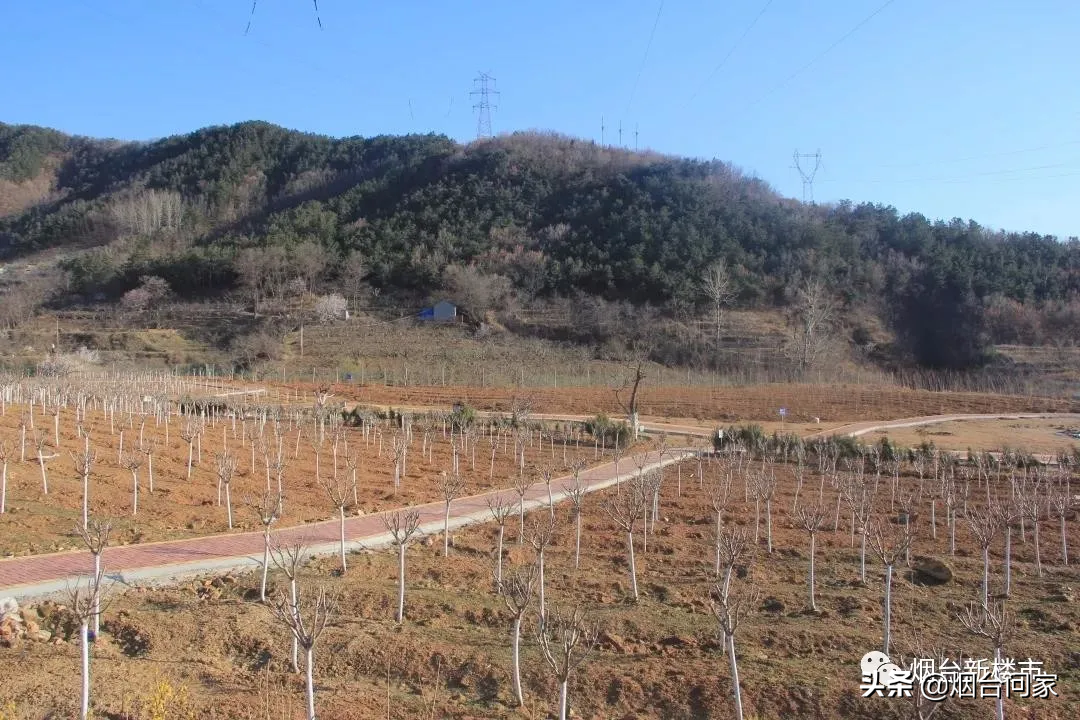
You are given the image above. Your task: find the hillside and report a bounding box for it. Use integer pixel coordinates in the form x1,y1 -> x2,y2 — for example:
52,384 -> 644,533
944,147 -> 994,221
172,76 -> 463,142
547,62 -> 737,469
1,120 -> 1078,376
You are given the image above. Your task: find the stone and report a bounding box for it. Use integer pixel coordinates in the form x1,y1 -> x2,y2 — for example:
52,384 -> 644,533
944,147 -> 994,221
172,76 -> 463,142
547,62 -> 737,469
912,556 -> 953,585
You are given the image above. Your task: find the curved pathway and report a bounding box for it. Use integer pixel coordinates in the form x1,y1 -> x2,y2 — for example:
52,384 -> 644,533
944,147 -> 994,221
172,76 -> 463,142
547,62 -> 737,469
2,408 -> 1076,601
0,447 -> 697,601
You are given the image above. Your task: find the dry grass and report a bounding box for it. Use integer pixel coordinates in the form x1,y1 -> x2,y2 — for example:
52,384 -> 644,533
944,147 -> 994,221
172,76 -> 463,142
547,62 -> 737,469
873,418 -> 1080,455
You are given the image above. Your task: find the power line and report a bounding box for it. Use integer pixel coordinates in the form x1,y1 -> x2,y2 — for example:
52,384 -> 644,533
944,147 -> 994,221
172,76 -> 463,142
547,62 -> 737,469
818,161 -> 1080,187
245,0 -> 322,35
623,1 -> 665,119
871,140 -> 1080,169
683,0 -> 775,109
731,0 -> 899,121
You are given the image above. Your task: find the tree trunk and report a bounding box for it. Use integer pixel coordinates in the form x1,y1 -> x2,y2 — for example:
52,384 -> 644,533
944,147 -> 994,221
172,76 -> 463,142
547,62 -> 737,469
860,529 -> 867,584
765,498 -> 773,554
225,484 -> 233,529
92,554 -> 101,637
715,510 -> 723,576
1004,526 -> 1012,597
38,453 -> 48,494
339,506 -> 347,572
808,533 -> 817,612
538,548 -> 546,620
727,631 -> 744,720
1033,517 -> 1042,578
396,544 -> 406,623
930,498 -> 936,540
260,533 -> 270,602
1,461 -> 7,514
187,443 -> 193,480
981,545 -> 990,608
558,678 -> 569,720
305,646 -> 316,720
131,470 -> 138,516
627,530 -> 639,601
1061,515 -> 1068,566
883,564 -> 893,655
444,505 -> 451,557
574,513 -> 582,570
495,524 -> 504,592
290,578 -> 299,673
511,616 -> 524,706
80,620 -> 90,720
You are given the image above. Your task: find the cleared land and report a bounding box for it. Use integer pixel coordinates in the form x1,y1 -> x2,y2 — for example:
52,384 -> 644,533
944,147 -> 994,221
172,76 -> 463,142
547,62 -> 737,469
302,381 -> 1080,422
872,418 -> 1080,455
1,454 -> 1076,719
0,402 -> 609,556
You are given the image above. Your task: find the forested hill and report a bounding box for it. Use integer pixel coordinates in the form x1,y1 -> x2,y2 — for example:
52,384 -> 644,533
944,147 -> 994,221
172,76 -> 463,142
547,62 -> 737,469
1,119 -> 1078,370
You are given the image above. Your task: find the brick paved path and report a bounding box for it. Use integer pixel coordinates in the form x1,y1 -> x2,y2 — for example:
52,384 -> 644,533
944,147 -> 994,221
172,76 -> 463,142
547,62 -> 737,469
0,448 -> 698,598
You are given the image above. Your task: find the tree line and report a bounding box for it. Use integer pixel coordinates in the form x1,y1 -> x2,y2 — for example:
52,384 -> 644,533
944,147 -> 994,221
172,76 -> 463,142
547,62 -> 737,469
1,120 -> 1078,371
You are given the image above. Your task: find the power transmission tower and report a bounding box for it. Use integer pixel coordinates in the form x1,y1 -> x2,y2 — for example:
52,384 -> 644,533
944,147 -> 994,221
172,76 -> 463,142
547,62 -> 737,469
618,120 -> 623,147
470,72 -> 500,139
601,116 -> 606,146
792,149 -> 822,203
634,124 -> 639,151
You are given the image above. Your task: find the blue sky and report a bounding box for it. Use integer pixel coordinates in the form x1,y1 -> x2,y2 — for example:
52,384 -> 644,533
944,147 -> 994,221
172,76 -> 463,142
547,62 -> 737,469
3,1 -> 1078,238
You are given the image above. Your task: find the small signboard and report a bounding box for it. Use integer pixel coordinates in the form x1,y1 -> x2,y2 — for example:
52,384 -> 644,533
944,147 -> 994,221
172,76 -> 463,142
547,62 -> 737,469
779,407 -> 787,418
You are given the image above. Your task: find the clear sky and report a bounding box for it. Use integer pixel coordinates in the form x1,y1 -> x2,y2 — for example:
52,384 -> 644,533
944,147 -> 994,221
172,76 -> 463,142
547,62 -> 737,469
3,1 -> 1078,239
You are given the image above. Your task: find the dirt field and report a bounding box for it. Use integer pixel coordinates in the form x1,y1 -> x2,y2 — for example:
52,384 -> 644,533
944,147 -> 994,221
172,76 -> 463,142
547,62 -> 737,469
873,418 -> 1080,455
274,382 -> 1080,423
0,403 -> 608,556
1,456 -> 1077,719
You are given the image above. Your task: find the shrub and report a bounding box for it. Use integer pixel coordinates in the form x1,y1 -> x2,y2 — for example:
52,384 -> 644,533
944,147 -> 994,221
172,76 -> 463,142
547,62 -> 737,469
585,413 -> 631,448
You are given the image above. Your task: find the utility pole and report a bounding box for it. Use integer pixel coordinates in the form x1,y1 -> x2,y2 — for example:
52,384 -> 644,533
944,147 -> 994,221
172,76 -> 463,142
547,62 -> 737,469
634,124 -> 639,151
601,116 -> 606,146
471,72 -> 500,140
618,120 -> 623,147
792,149 -> 823,203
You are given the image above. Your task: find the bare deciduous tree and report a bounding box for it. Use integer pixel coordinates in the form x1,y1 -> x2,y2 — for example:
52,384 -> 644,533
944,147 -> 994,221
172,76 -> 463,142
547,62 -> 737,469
120,450 -> 143,516
536,605 -> 599,720
563,467 -> 588,570
268,585 -> 335,720
795,505 -> 827,612
71,436 -> 96,527
320,469 -> 354,573
66,567 -> 105,720
700,258 -> 736,345
269,539 -> 307,673
251,491 -> 281,601
787,276 -> 836,374
0,440 -> 8,514
958,600 -> 1014,720
711,529 -> 756,720
966,506 -> 1001,608
383,509 -> 422,623
604,476 -> 648,601
866,517 -> 912,655
437,471 -> 466,557
495,561 -> 538,708
75,519 -> 111,638
527,514 -> 557,620
216,451 -> 238,529
512,472 -> 535,544
487,495 -> 513,592
180,418 -> 200,480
